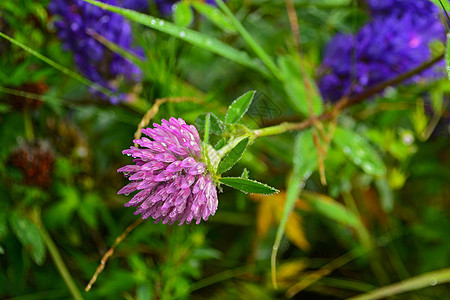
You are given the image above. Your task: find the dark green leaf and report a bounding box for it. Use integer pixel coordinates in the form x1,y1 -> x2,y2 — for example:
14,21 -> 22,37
192,3 -> 235,33
173,2 -> 193,27
334,127 -> 386,176
225,91 -> 256,124
78,193 -> 100,229
195,113 -> 224,136
217,137 -> 249,174
278,55 -> 323,116
302,191 -> 360,228
214,138 -> 226,150
219,177 -> 279,195
0,211 -> 8,241
375,178 -> 394,212
9,212 -> 46,265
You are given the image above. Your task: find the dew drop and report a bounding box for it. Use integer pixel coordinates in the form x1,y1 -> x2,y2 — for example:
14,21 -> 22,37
180,31 -> 186,38
206,39 -> 212,46
159,20 -> 164,26
125,193 -> 130,196
429,278 -> 438,286
151,19 -> 156,25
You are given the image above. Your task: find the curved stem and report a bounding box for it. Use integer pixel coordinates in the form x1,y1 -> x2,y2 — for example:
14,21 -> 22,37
23,109 -> 34,141
348,268 -> 450,300
253,120 -> 313,138
85,218 -> 143,292
30,209 -> 84,300
215,0 -> 283,81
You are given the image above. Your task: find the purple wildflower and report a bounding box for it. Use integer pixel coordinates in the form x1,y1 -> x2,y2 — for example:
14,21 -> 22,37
121,0 -> 149,11
368,0 -> 439,18
118,118 -> 219,225
49,0 -> 144,104
318,0 -> 445,101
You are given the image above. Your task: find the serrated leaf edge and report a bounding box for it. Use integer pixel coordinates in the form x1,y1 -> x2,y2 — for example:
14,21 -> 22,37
219,177 -> 279,195
216,137 -> 249,174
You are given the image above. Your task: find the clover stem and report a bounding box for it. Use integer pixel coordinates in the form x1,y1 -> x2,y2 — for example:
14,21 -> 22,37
253,120 -> 312,138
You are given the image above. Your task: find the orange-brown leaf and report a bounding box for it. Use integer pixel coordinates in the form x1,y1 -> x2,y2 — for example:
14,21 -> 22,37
285,212 -> 310,251
256,198 -> 273,239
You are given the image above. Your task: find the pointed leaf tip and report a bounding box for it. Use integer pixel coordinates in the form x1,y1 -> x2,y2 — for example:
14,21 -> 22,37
219,177 -> 279,195
225,90 -> 256,124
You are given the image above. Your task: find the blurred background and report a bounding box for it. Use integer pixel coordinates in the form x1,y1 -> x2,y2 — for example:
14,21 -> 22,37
0,0 -> 449,299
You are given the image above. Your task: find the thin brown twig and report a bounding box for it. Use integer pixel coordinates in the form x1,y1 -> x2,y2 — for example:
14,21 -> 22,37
85,218 -> 144,292
261,52 -> 445,128
284,0 -> 301,51
284,0 -> 329,185
312,130 -> 327,185
284,52 -> 446,133
336,53 -> 445,111
134,96 -> 203,142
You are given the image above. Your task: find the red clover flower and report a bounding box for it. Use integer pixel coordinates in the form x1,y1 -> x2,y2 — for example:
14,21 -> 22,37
118,118 -> 218,225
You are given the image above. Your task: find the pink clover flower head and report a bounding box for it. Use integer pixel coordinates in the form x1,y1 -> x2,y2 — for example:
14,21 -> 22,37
118,117 -> 218,225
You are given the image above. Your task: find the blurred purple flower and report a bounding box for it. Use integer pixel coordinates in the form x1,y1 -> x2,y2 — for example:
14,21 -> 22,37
118,118 -> 219,225
121,0 -> 149,11
318,0 -> 445,101
368,0 -> 438,18
49,0 -> 144,103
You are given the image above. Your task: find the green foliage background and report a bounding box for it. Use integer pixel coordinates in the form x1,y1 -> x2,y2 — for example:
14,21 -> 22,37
0,0 -> 449,299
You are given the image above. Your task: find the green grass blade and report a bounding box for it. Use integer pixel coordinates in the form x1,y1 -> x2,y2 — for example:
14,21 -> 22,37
80,0 -> 269,77
301,191 -> 371,248
216,137 -> 249,174
348,268 -> 450,300
0,31 -> 113,97
215,0 -> 282,81
85,28 -> 144,67
271,130 -> 316,289
192,3 -> 236,33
